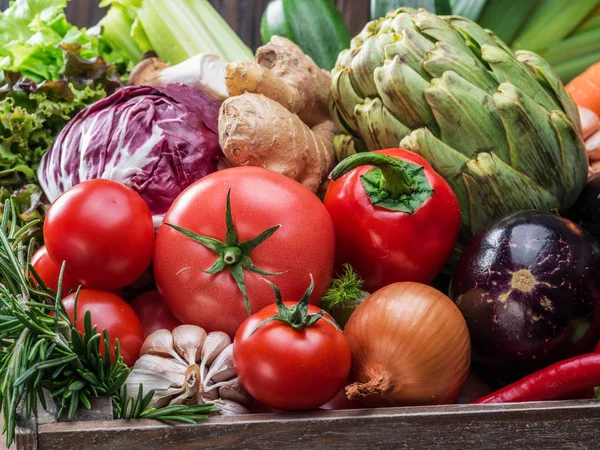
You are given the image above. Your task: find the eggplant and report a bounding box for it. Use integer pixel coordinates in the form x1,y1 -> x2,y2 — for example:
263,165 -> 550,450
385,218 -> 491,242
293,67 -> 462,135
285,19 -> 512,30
450,211 -> 600,376
566,173 -> 600,239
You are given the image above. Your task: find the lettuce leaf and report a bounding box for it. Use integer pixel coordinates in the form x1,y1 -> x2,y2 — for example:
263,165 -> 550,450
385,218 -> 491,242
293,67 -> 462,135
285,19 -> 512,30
0,0 -> 126,233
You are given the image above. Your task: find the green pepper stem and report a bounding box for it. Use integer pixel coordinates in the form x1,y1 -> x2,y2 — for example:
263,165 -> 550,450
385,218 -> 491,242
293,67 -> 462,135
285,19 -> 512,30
330,153 -> 415,196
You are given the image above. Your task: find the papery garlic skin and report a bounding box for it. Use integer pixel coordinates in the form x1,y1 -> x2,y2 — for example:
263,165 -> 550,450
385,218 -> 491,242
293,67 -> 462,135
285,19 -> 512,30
125,325 -> 251,414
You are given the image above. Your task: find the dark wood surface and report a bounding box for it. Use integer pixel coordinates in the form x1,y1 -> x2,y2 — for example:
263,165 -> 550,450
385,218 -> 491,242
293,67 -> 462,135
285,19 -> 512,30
14,399 -> 600,450
0,0 -> 371,50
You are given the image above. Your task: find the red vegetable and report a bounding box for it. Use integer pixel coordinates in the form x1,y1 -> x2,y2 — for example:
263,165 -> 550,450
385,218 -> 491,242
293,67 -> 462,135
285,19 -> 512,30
130,290 -> 181,338
324,149 -> 461,292
30,246 -> 79,296
44,179 -> 155,290
154,166 -> 335,337
233,278 -> 351,411
595,339 -> 600,352
62,289 -> 145,367
475,353 -> 600,404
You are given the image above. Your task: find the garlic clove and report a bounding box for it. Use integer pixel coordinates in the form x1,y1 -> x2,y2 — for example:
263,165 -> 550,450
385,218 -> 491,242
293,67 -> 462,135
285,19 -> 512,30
212,398 -> 250,415
201,331 -> 231,367
140,329 -> 184,363
205,344 -> 236,383
172,325 -> 207,365
218,377 -> 252,407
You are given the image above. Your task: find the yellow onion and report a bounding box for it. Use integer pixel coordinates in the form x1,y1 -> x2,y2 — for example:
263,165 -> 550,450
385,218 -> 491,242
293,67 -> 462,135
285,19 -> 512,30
344,282 -> 471,406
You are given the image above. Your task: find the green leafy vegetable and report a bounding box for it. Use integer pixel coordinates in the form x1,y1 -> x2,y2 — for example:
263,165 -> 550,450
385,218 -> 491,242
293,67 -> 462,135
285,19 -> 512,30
100,0 -> 253,64
0,0 -> 126,234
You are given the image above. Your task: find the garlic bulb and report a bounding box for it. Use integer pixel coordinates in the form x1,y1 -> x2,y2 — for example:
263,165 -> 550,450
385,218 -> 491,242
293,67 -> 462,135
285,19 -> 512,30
125,325 -> 251,414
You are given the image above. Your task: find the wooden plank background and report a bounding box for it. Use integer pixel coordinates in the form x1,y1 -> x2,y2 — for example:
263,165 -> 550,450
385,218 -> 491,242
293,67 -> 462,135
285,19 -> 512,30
0,0 -> 371,50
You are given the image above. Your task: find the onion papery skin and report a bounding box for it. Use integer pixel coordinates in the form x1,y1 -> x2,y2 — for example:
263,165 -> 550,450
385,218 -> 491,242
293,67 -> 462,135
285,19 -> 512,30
344,282 -> 471,407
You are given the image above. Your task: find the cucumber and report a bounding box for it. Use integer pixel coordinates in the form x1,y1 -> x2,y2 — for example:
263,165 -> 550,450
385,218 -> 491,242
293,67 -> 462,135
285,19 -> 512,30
261,0 -> 351,71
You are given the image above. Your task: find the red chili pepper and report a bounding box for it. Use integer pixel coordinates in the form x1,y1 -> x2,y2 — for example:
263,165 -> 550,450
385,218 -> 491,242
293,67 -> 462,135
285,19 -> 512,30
323,149 -> 461,292
475,353 -> 600,404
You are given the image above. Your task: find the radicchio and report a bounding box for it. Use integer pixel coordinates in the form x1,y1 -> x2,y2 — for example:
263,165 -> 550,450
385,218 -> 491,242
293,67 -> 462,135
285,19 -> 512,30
38,84 -> 222,225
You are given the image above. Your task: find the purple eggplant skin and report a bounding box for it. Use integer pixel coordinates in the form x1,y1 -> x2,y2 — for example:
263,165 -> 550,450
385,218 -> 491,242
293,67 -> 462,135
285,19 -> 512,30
449,211 -> 600,376
566,173 -> 600,239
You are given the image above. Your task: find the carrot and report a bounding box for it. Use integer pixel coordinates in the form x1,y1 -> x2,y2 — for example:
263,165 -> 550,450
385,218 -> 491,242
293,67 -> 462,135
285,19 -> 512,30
566,61 -> 600,117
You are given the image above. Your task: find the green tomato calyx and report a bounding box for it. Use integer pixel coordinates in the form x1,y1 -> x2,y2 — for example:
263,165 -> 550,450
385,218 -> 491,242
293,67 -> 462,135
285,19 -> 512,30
330,152 -> 434,214
164,189 -> 285,316
250,275 -> 341,335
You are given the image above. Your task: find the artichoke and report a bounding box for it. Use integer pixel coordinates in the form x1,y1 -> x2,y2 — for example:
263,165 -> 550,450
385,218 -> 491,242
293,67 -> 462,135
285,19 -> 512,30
330,7 -> 588,242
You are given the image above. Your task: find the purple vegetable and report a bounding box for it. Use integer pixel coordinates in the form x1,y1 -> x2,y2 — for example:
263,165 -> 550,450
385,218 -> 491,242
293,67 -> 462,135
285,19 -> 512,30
450,211 -> 600,376
38,84 -> 221,225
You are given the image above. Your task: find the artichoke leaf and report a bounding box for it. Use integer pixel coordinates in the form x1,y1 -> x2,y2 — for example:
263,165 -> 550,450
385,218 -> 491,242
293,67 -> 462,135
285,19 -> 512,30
350,37 -> 386,97
482,45 -> 559,113
390,10 -> 420,34
355,98 -> 411,150
330,68 -> 363,134
334,134 -> 360,162
413,9 -> 473,56
400,128 -> 470,228
463,152 -> 560,236
374,56 -> 438,133
384,28 -> 434,79
424,71 -> 510,163
448,15 -> 501,51
516,51 -> 582,133
550,110 -> 588,209
493,82 -> 565,202
423,41 -> 498,92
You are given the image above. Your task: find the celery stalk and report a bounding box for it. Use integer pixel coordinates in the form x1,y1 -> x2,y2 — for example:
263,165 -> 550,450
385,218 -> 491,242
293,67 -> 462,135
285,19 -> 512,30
512,0 -> 600,52
99,0 -> 253,66
138,0 -> 253,63
99,7 -> 144,63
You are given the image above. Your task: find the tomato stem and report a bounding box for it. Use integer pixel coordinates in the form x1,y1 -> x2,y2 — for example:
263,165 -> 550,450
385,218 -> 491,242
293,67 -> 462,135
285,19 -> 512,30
164,189 -> 286,316
250,276 -> 341,335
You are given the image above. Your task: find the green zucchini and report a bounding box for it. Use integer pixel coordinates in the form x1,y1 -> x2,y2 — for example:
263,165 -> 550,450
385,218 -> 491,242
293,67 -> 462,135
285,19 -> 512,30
370,0 -> 452,20
261,0 -> 351,71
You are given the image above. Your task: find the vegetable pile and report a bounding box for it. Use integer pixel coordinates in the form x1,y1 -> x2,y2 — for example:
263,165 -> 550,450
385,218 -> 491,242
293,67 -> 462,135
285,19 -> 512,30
2,0 -> 600,447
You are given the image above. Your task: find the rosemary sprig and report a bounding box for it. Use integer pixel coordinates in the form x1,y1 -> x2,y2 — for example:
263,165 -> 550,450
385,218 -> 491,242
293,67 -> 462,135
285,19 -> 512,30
0,200 -> 215,446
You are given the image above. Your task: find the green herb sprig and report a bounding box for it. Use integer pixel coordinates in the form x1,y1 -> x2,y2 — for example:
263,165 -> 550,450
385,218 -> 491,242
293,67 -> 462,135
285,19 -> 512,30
0,200 -> 215,447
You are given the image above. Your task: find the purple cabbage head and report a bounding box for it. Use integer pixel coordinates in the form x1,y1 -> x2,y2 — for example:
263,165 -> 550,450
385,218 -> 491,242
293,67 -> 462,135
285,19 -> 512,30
38,84 -> 222,225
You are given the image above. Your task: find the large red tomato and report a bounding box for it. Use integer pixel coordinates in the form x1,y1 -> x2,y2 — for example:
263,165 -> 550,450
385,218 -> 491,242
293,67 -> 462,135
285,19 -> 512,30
130,290 -> 181,338
31,246 -> 79,295
154,167 -> 335,337
44,179 -> 155,290
62,289 -> 144,366
233,293 -> 351,411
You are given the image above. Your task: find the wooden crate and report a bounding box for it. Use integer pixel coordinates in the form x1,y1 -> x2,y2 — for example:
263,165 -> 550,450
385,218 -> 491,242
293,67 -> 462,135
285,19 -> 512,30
14,397 -> 600,449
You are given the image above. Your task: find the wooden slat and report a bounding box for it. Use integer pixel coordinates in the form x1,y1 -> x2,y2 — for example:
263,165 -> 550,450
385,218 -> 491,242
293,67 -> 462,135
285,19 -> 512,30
33,400 -> 600,450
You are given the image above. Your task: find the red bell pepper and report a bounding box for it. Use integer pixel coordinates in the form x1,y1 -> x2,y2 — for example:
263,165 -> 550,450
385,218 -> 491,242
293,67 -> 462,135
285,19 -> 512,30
324,149 -> 461,292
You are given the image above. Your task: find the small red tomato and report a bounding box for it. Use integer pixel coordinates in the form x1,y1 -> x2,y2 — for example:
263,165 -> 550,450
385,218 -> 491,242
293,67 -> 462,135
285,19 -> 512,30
62,289 -> 144,366
324,149 -> 461,292
130,290 -> 181,337
44,179 -> 155,290
233,279 -> 351,411
31,246 -> 79,295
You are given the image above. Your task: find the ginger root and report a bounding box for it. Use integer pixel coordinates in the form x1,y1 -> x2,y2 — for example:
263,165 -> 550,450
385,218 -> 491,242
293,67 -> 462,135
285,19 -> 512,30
219,36 -> 337,192
224,36 -> 331,127
219,93 -> 336,193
